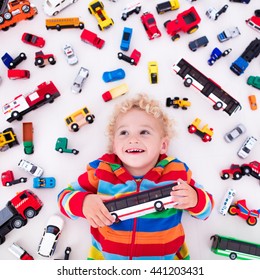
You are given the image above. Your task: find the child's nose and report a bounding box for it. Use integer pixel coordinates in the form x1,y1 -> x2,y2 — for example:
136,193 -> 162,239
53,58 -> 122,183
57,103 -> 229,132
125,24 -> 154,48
129,137 -> 139,144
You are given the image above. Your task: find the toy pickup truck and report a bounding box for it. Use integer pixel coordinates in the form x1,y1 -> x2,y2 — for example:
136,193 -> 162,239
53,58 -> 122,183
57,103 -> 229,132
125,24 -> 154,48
156,0 -> 179,14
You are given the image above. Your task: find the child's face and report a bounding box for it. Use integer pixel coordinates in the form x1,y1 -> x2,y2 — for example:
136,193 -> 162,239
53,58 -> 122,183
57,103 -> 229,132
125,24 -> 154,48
113,108 -> 168,176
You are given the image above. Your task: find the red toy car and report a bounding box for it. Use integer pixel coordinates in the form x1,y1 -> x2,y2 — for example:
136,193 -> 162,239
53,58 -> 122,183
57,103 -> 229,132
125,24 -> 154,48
34,51 -> 56,68
164,6 -> 201,41
220,164 -> 243,180
80,28 -> 105,49
1,170 -> 27,186
21,33 -> 45,48
7,69 -> 30,80
141,12 -> 161,40
228,199 -> 260,226
118,49 -> 141,65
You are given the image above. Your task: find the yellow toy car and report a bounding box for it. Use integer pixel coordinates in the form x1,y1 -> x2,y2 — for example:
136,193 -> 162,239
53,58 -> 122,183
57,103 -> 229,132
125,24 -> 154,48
166,97 -> 191,109
148,61 -> 158,84
88,0 -> 114,31
188,118 -> 214,142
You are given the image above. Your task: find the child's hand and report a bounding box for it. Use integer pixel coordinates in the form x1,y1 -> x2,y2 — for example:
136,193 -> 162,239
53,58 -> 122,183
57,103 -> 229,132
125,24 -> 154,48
82,194 -> 115,228
170,179 -> 198,209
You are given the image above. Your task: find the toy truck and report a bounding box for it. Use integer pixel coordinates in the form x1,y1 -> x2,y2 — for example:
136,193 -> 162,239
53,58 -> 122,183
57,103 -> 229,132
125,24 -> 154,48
156,0 -> 179,14
0,189 -> 43,245
0,0 -> 38,31
0,127 -> 19,152
230,38 -> 260,76
164,6 -> 201,41
23,122 -> 34,154
1,170 -> 27,186
55,137 -> 79,154
2,81 -> 60,122
80,28 -> 105,49
188,118 -> 214,142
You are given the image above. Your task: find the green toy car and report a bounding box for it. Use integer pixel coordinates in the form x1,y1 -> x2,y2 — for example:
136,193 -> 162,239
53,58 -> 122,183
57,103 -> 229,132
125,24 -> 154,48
247,76 -> 260,90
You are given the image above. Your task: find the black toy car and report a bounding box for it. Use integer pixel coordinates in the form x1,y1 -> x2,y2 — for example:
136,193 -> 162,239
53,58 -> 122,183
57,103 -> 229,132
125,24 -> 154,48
188,36 -> 209,51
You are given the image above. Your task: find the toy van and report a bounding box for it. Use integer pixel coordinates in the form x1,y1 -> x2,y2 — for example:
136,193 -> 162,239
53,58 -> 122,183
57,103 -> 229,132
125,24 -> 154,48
45,17 -> 84,31
43,0 -> 77,16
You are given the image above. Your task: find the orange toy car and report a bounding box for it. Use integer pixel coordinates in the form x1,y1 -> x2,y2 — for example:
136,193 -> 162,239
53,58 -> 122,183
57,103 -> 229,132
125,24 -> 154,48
248,95 -> 257,110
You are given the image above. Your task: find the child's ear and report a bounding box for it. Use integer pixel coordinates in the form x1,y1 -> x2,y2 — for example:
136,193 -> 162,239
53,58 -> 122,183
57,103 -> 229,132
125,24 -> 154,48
160,137 -> 169,154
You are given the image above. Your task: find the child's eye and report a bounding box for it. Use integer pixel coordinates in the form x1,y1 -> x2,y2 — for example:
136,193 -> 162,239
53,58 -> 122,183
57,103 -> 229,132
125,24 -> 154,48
140,130 -> 150,135
119,130 -> 128,136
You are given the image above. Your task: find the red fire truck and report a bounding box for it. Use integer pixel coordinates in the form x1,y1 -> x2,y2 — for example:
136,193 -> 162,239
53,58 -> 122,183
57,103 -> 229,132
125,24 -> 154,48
0,189 -> 43,245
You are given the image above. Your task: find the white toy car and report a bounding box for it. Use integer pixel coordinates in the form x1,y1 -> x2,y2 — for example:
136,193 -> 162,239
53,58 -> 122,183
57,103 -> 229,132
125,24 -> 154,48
121,1 -> 141,21
237,136 -> 257,159
71,67 -> 89,94
18,159 -> 44,177
43,0 -> 77,16
63,44 -> 78,65
217,26 -> 240,42
224,124 -> 246,143
38,215 -> 64,257
219,188 -> 236,215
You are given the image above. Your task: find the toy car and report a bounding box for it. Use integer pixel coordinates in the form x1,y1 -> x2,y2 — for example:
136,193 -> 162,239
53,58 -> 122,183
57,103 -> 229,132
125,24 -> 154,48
21,33 -> 45,48
118,49 -> 141,65
188,118 -> 213,142
45,17 -> 84,31
188,36 -> 209,51
102,83 -> 128,102
220,164 -> 243,180
0,127 -> 19,152
207,47 -> 232,65
55,137 -> 79,155
33,177 -> 56,188
248,95 -> 257,110
219,188 -> 236,216
63,44 -> 78,65
247,76 -> 260,90
148,61 -> 158,84
102,68 -> 125,83
80,28 -> 105,49
88,0 -> 114,31
246,15 -> 260,33
18,159 -> 44,177
217,26 -> 240,42
206,4 -> 228,20
1,170 -> 27,187
38,215 -> 64,257
166,97 -> 191,109
65,106 -> 95,132
7,69 -> 30,80
228,199 -> 260,226
71,67 -> 89,94
156,0 -> 180,14
141,12 -> 161,40
237,136 -> 257,159
120,27 -> 132,51
121,1 -> 141,21
43,0 -> 77,16
164,6 -> 201,41
229,0 -> 250,3
224,124 -> 246,143
34,51 -> 56,68
1,52 -> 27,69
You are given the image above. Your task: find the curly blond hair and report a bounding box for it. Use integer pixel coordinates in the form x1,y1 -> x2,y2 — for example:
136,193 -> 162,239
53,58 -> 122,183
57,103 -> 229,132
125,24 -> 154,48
107,94 -> 174,153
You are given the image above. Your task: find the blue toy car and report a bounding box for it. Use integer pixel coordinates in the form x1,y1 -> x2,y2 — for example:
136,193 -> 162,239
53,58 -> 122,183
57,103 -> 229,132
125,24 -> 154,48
1,52 -> 27,69
188,36 -> 209,51
120,27 -> 133,51
102,68 -> 125,82
33,177 -> 56,188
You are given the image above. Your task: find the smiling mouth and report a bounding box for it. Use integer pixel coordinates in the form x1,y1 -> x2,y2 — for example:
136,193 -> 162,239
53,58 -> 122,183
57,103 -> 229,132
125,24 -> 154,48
125,148 -> 145,153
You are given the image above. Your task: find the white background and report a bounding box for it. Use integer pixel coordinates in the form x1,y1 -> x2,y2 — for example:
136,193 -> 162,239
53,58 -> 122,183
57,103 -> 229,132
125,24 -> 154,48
0,0 -> 260,260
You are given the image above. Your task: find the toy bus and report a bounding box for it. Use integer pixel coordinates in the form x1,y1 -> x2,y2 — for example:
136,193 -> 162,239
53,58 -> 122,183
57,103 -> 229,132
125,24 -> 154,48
172,58 -> 242,116
210,234 -> 260,260
104,182 -> 178,223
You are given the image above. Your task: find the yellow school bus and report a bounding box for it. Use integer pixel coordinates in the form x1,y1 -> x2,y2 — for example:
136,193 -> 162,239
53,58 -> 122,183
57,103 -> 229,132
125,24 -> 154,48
45,17 -> 84,31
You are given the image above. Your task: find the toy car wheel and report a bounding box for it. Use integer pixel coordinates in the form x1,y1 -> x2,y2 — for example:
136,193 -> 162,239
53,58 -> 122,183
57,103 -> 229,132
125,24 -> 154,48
11,111 -> 22,120
255,9 -> 260,17
20,177 -> 27,183
35,58 -> 44,66
241,166 -> 251,175
173,104 -> 179,109
130,58 -> 135,65
118,52 -> 123,59
171,34 -> 180,41
164,20 -> 170,28
25,207 -> 37,219
166,98 -> 173,107
213,101 -> 223,110
188,125 -> 196,133
12,217 -> 25,228
202,135 -> 211,142
71,124 -> 79,132
247,217 -> 257,226
79,23 -> 84,29
58,148 -> 63,153
72,149 -> 79,155
0,16 -> 4,24
174,97 -> 179,100
233,172 -> 242,180
121,14 -> 127,21
154,201 -> 164,212
86,115 -> 94,123
5,182 -> 12,187
53,11 -> 59,16
184,77 -> 192,87
4,12 -> 12,20
228,205 -> 237,216
45,93 -> 53,102
182,107 -> 188,110
22,5 -> 30,13
187,25 -> 199,34
229,253 -> 237,260
56,25 -> 61,31
88,8 -> 92,14
111,213 -> 120,224
135,7 -> 141,14
98,24 -> 102,31
221,173 -> 230,180
183,98 -> 188,101
48,57 -> 56,65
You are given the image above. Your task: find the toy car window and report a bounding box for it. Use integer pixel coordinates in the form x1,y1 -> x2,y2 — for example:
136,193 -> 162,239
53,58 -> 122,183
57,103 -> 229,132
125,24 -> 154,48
240,244 -> 250,254
46,225 -> 60,235
123,32 -> 130,40
147,18 -> 155,24
19,192 -> 28,200
242,147 -> 250,153
115,199 -> 127,210
30,165 -> 37,173
137,193 -> 149,204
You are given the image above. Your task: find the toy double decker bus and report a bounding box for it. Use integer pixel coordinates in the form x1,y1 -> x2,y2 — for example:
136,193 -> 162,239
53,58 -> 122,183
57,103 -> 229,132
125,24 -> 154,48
210,234 -> 260,260
104,182 -> 178,223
